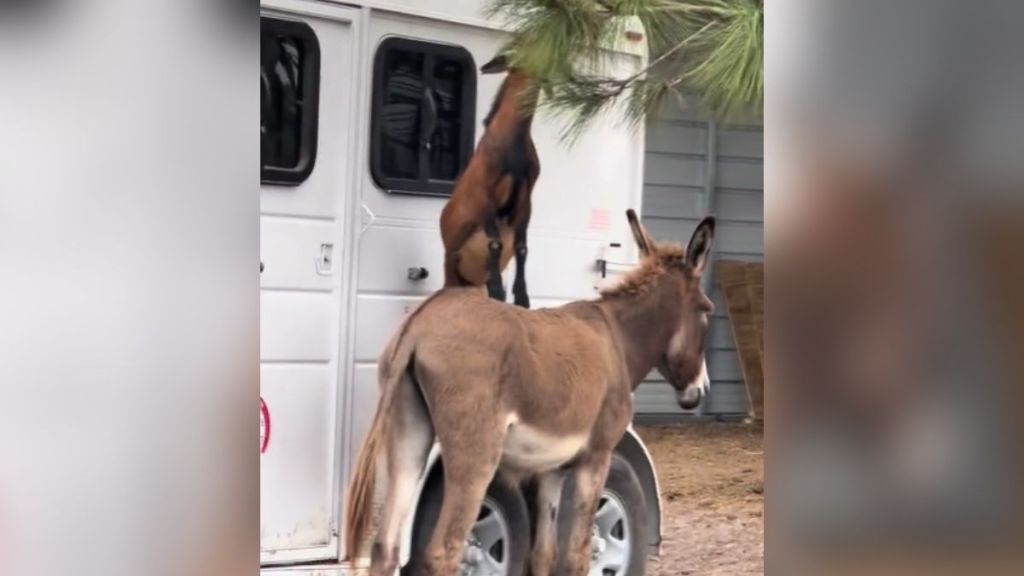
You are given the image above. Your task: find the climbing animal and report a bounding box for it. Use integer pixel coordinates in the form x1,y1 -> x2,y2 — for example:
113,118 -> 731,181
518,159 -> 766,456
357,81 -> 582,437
439,54 -> 541,308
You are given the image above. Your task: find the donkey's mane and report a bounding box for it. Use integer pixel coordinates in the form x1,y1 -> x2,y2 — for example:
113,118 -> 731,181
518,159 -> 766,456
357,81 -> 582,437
599,243 -> 688,299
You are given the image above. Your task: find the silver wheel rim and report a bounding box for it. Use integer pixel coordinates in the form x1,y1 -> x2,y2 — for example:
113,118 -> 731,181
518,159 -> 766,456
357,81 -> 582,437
460,496 -> 510,576
590,490 -> 631,576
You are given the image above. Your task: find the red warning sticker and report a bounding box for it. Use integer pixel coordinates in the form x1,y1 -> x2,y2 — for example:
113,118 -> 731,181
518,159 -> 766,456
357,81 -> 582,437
260,397 -> 271,454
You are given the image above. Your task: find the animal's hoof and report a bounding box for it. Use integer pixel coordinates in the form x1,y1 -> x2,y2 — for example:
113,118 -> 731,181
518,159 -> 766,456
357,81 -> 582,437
514,296 -> 530,309
488,285 -> 507,302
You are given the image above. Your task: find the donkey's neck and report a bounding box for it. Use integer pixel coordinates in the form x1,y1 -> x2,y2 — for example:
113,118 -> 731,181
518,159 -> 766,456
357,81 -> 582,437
601,277 -> 683,389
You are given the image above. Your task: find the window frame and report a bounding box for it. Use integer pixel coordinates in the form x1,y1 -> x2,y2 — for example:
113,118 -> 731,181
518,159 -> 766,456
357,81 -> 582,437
261,16 -> 321,186
370,37 -> 477,197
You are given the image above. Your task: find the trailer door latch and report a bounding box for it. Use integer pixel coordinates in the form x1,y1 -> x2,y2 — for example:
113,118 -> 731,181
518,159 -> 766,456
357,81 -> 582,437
315,243 -> 334,276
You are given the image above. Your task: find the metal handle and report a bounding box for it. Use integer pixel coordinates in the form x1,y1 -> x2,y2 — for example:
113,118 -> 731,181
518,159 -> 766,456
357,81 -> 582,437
407,267 -> 429,281
597,243 -> 622,278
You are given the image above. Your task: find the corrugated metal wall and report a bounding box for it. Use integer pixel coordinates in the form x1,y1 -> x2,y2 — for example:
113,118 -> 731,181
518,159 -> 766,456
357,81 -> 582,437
634,100 -> 764,418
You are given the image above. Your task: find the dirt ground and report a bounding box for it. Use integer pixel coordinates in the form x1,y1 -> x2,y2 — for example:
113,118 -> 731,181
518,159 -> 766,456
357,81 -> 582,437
636,423 -> 764,576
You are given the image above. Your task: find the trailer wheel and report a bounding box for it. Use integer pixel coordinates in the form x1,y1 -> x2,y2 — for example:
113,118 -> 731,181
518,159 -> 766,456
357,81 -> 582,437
559,454 -> 649,576
404,469 -> 530,576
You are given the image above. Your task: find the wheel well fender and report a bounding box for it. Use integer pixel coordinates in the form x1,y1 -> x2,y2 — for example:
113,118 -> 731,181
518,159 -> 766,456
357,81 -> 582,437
614,426 -> 663,555
398,443 -> 443,568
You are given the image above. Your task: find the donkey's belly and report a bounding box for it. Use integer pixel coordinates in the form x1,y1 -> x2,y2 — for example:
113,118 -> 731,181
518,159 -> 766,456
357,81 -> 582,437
501,420 -> 588,472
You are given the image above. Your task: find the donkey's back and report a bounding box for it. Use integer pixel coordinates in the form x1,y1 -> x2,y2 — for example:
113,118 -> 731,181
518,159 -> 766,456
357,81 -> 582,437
403,288 -> 625,434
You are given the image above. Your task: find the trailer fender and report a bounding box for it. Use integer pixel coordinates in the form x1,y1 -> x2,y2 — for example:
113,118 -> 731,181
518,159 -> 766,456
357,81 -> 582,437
399,443 -> 443,568
615,425 -> 664,555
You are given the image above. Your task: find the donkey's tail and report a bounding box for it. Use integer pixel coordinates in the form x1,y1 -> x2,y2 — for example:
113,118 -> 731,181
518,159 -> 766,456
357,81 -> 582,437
342,331 -> 416,562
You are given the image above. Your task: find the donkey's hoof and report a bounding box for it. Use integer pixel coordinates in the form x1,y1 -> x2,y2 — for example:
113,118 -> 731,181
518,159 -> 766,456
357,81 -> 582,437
514,295 -> 530,309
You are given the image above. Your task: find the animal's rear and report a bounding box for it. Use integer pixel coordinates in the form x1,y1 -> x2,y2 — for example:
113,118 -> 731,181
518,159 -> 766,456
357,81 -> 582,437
342,326 -> 416,561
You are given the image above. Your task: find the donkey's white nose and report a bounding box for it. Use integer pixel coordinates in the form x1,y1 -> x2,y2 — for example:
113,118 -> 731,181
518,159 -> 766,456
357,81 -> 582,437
677,359 -> 710,410
677,385 -> 704,410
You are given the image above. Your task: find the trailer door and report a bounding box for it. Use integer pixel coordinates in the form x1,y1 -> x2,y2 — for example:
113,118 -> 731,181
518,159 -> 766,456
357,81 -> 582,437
260,2 -> 359,565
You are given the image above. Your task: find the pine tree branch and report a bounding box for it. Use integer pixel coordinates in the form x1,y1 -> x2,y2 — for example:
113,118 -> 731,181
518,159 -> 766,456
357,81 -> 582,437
621,18 -> 716,86
486,0 -> 762,137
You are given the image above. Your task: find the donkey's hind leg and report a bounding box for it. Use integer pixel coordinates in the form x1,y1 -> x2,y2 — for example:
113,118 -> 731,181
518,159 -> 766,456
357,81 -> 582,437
420,451 -> 503,576
530,470 -> 566,576
562,451 -> 613,576
370,372 -> 434,576
419,418 -> 505,575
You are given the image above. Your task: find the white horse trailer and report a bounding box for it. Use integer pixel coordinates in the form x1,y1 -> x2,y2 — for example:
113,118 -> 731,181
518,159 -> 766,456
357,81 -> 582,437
260,1 -> 662,574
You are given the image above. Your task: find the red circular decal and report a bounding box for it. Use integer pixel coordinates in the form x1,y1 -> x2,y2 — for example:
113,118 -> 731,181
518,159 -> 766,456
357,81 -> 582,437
260,397 -> 271,454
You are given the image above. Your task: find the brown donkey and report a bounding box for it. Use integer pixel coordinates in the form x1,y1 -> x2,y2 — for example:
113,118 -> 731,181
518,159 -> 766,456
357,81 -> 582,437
345,210 -> 715,576
440,54 -> 540,308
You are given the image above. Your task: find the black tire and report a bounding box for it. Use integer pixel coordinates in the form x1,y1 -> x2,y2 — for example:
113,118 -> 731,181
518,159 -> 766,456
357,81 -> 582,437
558,454 -> 649,576
403,466 -> 531,576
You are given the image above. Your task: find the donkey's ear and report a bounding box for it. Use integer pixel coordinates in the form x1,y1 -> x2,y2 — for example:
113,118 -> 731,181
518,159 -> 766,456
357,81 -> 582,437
686,216 -> 715,273
626,209 -> 656,257
480,54 -> 510,75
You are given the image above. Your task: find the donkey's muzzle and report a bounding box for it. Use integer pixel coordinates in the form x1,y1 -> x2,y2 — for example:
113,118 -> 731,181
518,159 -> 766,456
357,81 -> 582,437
676,363 -> 710,410
676,386 -> 705,410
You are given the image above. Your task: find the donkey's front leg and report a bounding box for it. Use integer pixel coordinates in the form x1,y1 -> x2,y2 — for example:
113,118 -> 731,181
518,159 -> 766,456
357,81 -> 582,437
530,470 -> 566,575
482,213 -> 506,302
563,452 -> 612,576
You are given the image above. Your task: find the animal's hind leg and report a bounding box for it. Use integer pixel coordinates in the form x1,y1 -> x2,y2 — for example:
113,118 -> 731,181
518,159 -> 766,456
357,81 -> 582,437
418,406 -> 505,574
419,448 -> 502,575
530,470 -> 565,576
512,225 -> 529,308
562,452 -> 612,576
482,213 -> 507,302
369,372 -> 434,576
